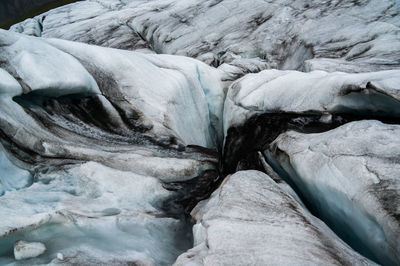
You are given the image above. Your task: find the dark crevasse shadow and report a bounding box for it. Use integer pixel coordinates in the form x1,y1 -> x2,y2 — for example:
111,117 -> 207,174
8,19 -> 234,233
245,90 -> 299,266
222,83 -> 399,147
223,111 -> 400,175
222,110 -> 400,266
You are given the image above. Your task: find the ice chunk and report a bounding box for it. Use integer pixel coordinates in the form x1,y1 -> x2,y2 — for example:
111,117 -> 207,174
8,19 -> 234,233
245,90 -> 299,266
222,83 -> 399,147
56,252 -> 64,261
14,240 -> 46,260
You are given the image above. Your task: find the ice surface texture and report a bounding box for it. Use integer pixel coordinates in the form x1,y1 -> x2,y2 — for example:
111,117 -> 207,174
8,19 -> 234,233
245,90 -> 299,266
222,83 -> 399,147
0,29 -> 222,265
224,69 -> 400,135
1,0 -> 400,265
175,171 -> 375,266
270,121 -> 400,265
10,0 -> 400,75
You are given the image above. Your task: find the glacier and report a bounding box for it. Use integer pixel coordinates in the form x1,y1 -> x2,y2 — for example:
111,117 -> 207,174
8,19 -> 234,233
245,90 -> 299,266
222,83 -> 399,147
0,0 -> 400,265
269,121 -> 400,265
0,29 -> 222,265
175,170 -> 375,266
0,162 -> 193,265
222,69 -> 400,174
10,0 -> 400,75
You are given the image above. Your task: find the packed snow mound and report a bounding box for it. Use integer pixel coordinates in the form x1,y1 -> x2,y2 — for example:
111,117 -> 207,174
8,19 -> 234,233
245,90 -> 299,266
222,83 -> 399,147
269,120 -> 400,265
174,170 -> 376,266
224,69 -> 400,135
10,0 -> 400,75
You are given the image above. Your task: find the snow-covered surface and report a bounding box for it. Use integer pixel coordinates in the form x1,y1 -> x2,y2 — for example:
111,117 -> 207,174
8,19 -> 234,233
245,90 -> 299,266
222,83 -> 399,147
224,69 -> 400,136
10,0 -> 400,75
14,240 -> 46,260
175,170 -> 375,266
270,120 -> 400,265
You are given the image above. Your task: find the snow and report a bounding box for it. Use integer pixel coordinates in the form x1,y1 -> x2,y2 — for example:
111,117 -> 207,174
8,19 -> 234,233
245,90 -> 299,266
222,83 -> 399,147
270,120 -> 400,265
175,170 -> 375,266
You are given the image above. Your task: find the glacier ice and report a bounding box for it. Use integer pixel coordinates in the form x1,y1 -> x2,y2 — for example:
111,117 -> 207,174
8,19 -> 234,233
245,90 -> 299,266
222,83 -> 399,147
0,143 -> 32,196
14,240 -> 46,260
219,65 -> 400,265
10,0 -> 400,75
175,170 -> 376,266
45,35 -> 224,148
0,162 -> 193,265
0,30 -> 100,96
269,121 -> 400,265
222,69 -> 400,174
0,29 -> 225,159
224,69 -> 400,135
0,68 -> 23,97
0,29 -> 223,265
1,0 -> 400,265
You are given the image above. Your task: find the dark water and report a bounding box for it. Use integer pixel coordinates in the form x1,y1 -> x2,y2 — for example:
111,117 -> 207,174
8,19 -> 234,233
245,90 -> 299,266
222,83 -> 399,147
0,0 -> 82,29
